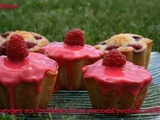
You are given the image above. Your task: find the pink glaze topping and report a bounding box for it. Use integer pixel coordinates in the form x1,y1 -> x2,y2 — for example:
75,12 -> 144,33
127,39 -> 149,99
0,52 -> 58,108
82,60 -> 152,97
40,42 -> 104,91
40,42 -> 104,61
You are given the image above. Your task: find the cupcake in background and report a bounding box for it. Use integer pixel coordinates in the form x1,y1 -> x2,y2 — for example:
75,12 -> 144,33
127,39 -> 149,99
95,33 -> 152,68
82,49 -> 152,115
0,34 -> 58,112
40,28 -> 104,92
0,30 -> 50,55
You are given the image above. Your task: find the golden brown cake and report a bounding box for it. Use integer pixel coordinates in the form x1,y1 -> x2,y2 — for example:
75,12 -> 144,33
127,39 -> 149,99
82,50 -> 152,115
40,28 -> 104,92
0,71 -> 57,111
95,33 -> 153,68
0,34 -> 58,113
0,30 -> 49,55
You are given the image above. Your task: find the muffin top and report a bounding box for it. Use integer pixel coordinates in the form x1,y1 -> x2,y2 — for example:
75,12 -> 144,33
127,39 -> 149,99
95,33 -> 152,53
0,30 -> 49,55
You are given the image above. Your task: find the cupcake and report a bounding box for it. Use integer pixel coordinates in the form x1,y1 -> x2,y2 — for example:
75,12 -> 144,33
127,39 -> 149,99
40,28 -> 104,91
0,34 -> 58,113
82,50 -> 152,114
95,33 -> 152,68
0,30 -> 49,55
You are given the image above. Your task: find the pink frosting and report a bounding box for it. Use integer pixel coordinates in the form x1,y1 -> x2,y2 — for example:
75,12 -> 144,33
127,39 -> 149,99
40,42 -> 104,60
0,52 -> 58,108
82,60 -> 152,107
40,42 -> 104,91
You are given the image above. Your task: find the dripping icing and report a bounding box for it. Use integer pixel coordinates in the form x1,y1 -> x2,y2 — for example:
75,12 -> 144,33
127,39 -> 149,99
0,52 -> 58,108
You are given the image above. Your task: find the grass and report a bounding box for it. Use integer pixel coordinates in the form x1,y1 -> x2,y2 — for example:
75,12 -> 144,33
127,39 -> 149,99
0,0 -> 160,51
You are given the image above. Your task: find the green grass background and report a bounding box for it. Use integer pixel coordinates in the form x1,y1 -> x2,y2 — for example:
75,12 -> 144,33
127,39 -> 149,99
0,0 -> 160,51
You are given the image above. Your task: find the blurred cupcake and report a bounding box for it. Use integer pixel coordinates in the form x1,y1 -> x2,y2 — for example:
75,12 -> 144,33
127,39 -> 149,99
95,33 -> 152,68
40,28 -> 104,91
0,30 -> 49,55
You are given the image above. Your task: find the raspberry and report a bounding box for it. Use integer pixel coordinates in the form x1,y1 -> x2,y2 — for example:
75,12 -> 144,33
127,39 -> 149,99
132,36 -> 142,41
26,42 -> 37,49
127,44 -> 142,50
0,41 -> 8,55
1,32 -> 10,38
102,49 -> 126,67
64,28 -> 84,46
105,45 -> 119,51
100,42 -> 107,45
34,35 -> 42,40
6,34 -> 29,61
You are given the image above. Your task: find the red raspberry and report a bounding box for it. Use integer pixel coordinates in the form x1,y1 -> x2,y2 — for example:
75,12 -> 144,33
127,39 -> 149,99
6,34 -> 29,61
102,49 -> 126,67
64,28 -> 85,46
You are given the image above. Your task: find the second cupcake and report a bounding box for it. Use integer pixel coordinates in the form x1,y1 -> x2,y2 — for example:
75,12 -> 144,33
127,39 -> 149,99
40,28 -> 104,91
